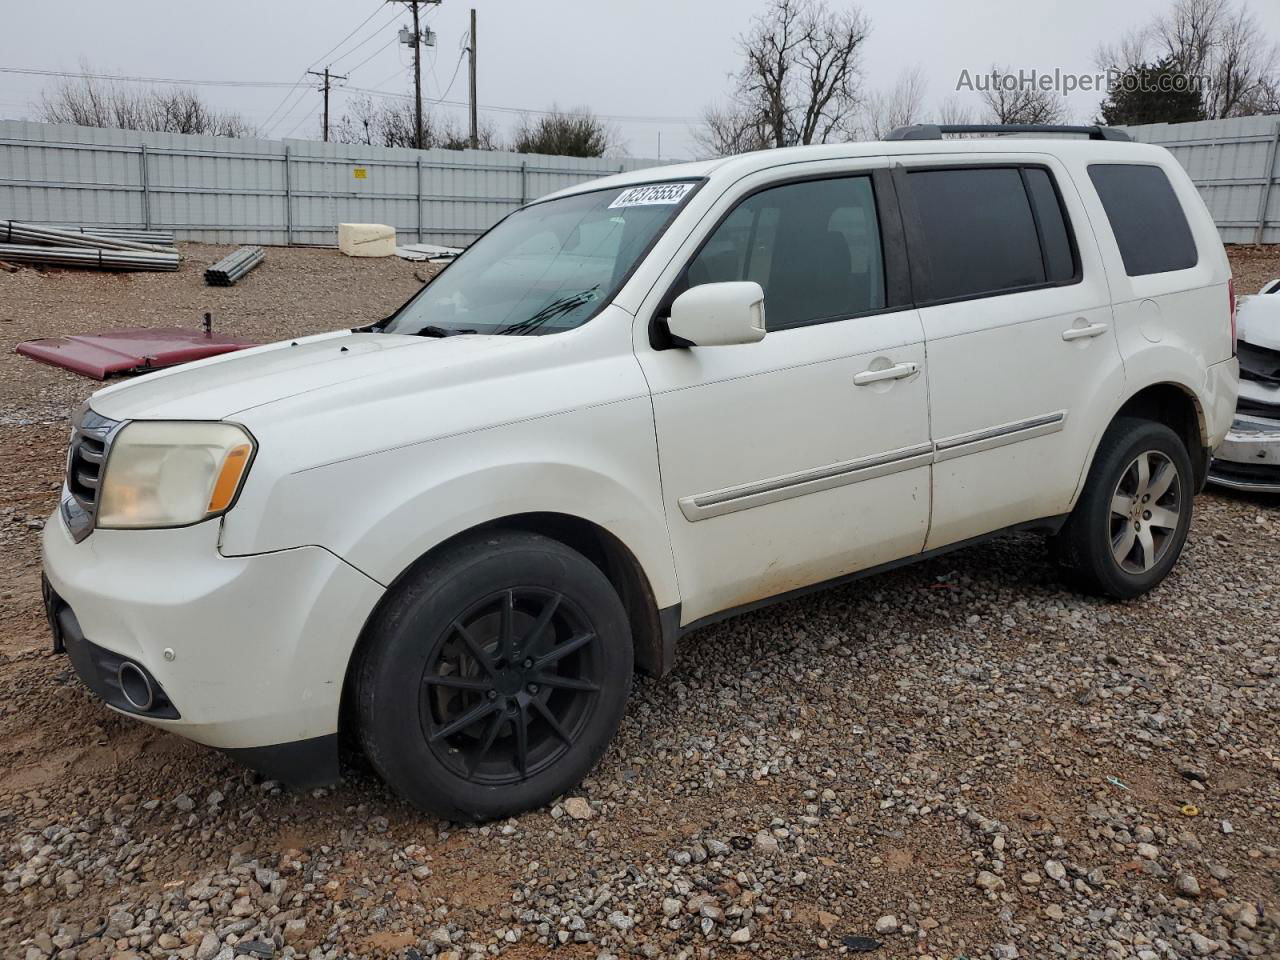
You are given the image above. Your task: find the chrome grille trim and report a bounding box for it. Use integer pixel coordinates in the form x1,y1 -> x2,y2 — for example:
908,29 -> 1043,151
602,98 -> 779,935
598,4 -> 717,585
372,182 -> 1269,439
60,407 -> 122,543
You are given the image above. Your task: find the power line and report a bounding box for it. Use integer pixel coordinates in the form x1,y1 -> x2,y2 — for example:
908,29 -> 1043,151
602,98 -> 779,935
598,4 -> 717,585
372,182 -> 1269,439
266,21 -> 397,136
436,49 -> 467,104
0,65 -> 299,88
260,2 -> 394,131
327,8 -> 403,69
342,34 -> 400,77
0,64 -> 705,126
343,83 -> 701,123
307,4 -> 395,70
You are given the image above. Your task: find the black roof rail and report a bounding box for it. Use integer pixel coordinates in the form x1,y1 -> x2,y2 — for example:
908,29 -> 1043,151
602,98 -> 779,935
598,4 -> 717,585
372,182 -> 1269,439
885,123 -> 1132,142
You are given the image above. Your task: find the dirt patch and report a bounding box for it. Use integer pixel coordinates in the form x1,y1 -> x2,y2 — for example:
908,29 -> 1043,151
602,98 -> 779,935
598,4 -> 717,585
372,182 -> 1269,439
0,245 -> 1276,959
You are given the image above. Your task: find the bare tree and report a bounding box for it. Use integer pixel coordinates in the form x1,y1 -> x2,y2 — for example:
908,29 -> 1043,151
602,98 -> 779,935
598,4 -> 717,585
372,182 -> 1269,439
977,65 -> 1070,124
932,96 -> 976,126
692,102 -> 771,157
1094,27 -> 1154,81
512,106 -> 618,158
1153,0 -> 1224,78
334,95 -> 497,151
858,67 -> 927,139
1212,4 -> 1276,117
698,0 -> 870,155
38,68 -> 255,137
1095,0 -> 1279,118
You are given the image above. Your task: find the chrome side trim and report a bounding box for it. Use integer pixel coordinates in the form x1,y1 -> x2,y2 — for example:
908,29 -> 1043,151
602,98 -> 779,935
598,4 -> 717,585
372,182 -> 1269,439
678,442 -> 934,521
933,411 -> 1067,463
677,411 -> 1069,523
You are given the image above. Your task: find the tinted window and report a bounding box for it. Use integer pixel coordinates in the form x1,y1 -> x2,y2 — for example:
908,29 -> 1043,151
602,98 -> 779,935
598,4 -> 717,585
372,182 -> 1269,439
908,167 -> 1045,301
687,176 -> 886,330
1024,168 -> 1075,283
1088,164 -> 1198,276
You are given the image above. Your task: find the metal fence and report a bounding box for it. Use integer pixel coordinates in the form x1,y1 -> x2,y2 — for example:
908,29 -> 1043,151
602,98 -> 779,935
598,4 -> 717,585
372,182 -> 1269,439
0,119 -> 663,247
3,116 -> 1279,247
1121,114 -> 1280,244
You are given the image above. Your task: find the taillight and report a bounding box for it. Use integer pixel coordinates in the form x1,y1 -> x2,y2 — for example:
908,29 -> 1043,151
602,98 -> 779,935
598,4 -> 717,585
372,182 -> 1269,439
1229,277 -> 1237,357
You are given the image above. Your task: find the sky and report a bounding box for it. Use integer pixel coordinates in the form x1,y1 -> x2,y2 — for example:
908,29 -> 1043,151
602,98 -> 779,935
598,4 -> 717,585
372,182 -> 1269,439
2,0 -> 1278,161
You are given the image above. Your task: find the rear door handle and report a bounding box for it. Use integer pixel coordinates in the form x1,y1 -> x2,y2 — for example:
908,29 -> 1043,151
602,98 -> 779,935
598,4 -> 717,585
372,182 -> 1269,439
1062,322 -> 1108,341
853,361 -> 919,386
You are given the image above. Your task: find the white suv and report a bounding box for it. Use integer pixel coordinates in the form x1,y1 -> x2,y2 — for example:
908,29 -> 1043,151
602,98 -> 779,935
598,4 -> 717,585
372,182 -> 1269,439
42,124 -> 1238,820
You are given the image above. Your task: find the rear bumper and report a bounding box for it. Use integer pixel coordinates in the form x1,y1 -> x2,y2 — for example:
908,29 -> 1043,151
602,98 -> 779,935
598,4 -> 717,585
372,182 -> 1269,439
1208,415 -> 1280,492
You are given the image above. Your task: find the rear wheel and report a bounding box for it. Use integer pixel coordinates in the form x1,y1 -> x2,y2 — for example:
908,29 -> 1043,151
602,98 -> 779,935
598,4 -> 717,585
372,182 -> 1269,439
1052,417 -> 1193,599
357,531 -> 632,821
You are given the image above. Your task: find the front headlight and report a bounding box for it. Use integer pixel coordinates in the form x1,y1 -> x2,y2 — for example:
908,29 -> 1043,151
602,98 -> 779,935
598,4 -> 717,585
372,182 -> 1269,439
97,421 -> 256,529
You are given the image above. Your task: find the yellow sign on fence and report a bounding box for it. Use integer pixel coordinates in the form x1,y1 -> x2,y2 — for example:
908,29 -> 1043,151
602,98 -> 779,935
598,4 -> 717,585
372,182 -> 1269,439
353,167 -> 368,180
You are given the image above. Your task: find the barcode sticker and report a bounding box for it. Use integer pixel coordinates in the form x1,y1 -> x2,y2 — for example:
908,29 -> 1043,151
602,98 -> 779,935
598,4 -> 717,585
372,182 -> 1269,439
608,183 -> 694,208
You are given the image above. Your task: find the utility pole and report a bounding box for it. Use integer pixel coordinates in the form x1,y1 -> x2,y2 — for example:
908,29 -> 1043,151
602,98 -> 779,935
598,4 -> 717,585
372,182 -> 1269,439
390,0 -> 441,150
468,9 -> 478,148
307,66 -> 347,142
410,1 -> 423,149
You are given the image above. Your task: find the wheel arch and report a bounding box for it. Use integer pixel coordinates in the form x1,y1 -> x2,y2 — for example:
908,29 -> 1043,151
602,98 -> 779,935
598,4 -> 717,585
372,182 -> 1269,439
339,511 -> 676,754
1081,381 -> 1210,498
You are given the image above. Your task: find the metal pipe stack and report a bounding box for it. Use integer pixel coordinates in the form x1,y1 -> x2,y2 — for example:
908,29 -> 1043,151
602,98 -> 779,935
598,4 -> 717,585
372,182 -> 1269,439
204,246 -> 264,286
0,219 -> 180,271
40,225 -> 177,248
0,243 -> 180,271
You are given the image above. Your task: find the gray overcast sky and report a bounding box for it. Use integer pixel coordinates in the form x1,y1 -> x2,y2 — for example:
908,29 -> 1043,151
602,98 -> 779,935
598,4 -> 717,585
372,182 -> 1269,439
2,0 -> 1278,160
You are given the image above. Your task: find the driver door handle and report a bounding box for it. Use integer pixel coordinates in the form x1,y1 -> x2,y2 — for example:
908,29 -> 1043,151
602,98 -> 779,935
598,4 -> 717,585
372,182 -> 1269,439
853,362 -> 919,386
1062,322 -> 1108,341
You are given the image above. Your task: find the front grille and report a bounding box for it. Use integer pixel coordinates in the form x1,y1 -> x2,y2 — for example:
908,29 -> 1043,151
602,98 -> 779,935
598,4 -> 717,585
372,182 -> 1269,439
68,429 -> 106,506
61,408 -> 119,542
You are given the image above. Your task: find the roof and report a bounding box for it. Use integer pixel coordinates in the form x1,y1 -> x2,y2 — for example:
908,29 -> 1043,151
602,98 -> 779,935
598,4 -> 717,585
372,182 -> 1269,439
541,136 -> 1172,202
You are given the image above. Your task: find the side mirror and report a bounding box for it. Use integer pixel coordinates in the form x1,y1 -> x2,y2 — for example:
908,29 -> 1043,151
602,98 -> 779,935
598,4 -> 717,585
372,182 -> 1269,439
668,281 -> 766,347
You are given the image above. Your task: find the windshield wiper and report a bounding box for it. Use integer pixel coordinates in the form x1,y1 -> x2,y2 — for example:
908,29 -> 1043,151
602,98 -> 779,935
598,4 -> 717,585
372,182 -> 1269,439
497,287 -> 599,336
412,324 -> 477,338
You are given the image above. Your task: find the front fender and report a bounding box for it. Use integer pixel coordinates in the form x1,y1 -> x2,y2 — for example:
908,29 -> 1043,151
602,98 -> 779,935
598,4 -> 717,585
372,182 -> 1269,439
221,395 -> 680,609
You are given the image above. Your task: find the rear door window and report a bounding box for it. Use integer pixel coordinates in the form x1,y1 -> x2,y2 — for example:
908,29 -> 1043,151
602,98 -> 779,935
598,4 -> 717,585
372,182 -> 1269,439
1023,167 -> 1076,283
906,167 -> 1060,302
1087,163 -> 1198,276
685,176 -> 886,331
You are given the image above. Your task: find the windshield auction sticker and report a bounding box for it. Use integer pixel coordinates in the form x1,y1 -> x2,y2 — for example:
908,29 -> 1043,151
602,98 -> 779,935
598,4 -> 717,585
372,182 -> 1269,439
609,183 -> 695,208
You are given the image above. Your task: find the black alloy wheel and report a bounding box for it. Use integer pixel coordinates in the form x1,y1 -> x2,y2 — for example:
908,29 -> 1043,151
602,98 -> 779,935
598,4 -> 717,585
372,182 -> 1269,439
358,530 -> 633,821
420,587 -> 603,784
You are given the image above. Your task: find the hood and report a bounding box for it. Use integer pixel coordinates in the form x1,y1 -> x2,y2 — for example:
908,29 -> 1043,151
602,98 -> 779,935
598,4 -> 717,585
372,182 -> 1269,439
88,330 -> 533,422
1237,292 -> 1280,352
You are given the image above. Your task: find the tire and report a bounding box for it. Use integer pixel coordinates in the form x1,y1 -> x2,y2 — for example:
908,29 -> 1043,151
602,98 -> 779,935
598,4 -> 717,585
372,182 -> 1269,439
357,530 -> 633,821
1052,416 -> 1194,599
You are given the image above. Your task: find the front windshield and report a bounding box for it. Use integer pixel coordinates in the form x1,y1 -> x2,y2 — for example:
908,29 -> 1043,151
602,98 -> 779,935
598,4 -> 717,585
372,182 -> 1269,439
381,180 -> 699,337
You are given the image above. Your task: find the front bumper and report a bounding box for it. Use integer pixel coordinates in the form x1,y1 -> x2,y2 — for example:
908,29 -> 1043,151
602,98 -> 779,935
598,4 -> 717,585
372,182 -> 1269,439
41,512 -> 384,783
1208,414 -> 1280,492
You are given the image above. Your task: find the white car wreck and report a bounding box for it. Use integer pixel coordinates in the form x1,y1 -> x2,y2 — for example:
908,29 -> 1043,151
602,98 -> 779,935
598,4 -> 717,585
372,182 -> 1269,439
1210,279 -> 1280,492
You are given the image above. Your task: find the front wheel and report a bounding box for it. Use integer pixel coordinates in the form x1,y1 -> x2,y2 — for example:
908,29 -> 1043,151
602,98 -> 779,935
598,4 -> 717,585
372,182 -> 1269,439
1052,417 -> 1194,599
357,531 -> 633,821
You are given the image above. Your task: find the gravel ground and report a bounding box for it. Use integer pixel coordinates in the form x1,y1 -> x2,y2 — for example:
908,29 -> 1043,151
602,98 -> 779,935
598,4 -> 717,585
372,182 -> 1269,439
1,245 -> 1278,960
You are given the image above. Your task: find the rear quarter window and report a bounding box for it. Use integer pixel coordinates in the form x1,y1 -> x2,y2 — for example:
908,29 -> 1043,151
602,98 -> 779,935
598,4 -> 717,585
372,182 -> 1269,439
1087,163 -> 1198,277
